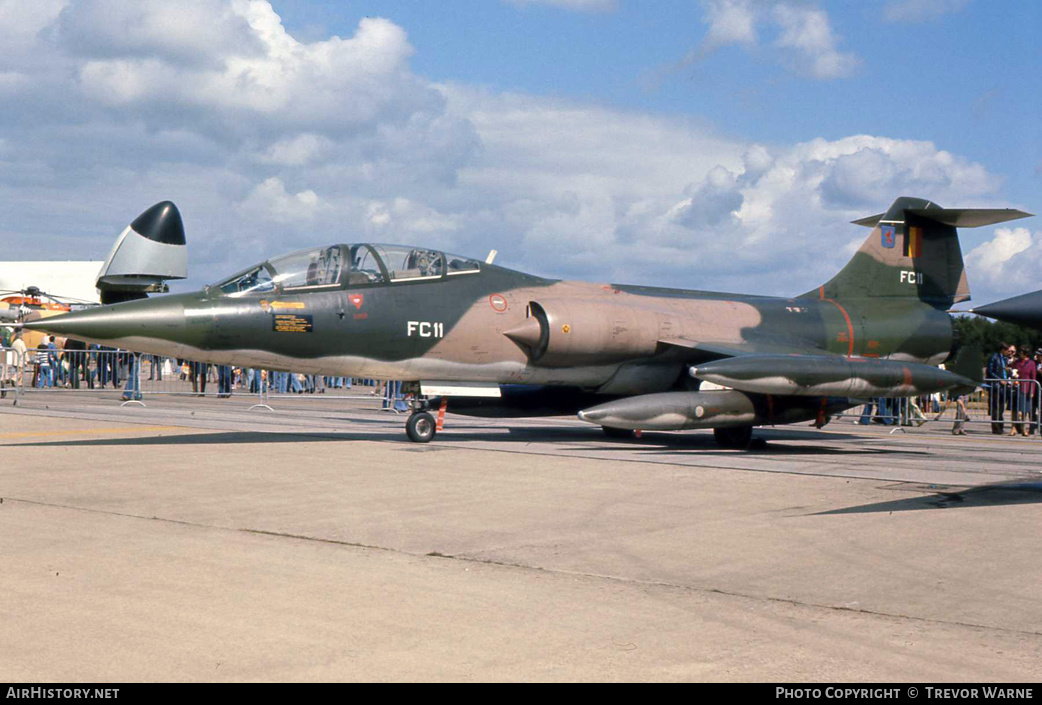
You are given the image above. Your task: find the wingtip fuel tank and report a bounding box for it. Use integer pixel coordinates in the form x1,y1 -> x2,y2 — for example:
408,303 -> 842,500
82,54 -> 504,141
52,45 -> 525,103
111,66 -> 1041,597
971,289 -> 1042,330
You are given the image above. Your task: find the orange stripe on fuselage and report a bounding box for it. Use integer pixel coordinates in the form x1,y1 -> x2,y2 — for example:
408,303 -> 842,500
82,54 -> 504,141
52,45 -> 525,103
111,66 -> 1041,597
822,298 -> 855,359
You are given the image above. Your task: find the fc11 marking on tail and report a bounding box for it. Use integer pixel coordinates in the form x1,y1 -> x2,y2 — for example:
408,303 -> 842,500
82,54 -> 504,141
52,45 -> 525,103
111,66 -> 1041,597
22,196 -> 1032,447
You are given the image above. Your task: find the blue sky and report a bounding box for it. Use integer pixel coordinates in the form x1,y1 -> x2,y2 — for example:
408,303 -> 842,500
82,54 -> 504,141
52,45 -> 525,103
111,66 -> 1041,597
1,0 -> 1039,303
273,0 -> 1040,198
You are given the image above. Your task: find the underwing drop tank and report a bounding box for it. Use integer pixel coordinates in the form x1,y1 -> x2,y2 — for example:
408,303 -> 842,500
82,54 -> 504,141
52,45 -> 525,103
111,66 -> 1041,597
577,390 -> 855,431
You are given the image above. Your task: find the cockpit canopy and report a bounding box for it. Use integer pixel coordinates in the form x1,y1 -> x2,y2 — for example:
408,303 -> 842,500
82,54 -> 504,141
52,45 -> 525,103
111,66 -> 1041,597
214,244 -> 482,297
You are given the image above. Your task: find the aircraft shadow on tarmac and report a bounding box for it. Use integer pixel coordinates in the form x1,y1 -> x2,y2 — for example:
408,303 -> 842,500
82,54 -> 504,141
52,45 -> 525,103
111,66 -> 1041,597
495,426 -> 926,457
814,480 -> 1042,514
7,431 -> 380,447
7,424 -> 923,457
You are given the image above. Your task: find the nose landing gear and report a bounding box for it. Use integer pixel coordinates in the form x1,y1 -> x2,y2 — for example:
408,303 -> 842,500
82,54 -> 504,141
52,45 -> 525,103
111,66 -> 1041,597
406,410 -> 436,443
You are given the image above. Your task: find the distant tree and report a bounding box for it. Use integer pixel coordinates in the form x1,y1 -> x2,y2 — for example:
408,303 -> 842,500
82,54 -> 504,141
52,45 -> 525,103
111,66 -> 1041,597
951,315 -> 1042,366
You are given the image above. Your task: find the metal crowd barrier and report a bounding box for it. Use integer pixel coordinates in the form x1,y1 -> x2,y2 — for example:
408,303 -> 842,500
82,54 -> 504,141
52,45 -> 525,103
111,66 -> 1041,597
838,377 -> 1042,437
1,345 -> 24,404
3,347 -> 401,409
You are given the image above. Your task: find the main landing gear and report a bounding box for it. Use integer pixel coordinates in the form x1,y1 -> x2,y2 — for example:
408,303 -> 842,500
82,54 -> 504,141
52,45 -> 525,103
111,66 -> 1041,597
713,425 -> 753,449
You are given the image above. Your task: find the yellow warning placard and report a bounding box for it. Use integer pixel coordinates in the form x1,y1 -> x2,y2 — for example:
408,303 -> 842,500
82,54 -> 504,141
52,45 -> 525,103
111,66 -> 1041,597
272,313 -> 313,333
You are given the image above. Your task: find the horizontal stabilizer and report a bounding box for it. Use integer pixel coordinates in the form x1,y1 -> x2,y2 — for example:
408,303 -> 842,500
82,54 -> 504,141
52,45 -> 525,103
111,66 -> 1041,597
851,213 -> 885,227
853,208 -> 1033,228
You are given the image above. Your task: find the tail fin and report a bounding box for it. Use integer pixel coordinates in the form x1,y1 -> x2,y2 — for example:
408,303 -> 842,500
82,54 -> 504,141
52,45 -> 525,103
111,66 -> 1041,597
801,196 -> 1032,308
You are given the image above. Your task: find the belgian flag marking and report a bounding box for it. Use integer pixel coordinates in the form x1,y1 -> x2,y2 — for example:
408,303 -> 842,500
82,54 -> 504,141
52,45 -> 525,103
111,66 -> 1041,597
904,226 -> 922,258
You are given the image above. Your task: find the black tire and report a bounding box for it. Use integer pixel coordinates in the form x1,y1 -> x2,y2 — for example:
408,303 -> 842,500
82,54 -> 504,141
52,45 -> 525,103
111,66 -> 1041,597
406,411 -> 437,443
602,426 -> 636,440
713,425 -> 753,449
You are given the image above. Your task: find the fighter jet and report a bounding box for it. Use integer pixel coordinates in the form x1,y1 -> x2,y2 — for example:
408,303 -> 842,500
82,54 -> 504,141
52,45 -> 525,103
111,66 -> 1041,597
22,196 -> 1032,447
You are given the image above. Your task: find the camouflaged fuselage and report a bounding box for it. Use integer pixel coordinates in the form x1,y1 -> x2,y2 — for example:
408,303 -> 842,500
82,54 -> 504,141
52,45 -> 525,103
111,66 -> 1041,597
24,259 -> 954,396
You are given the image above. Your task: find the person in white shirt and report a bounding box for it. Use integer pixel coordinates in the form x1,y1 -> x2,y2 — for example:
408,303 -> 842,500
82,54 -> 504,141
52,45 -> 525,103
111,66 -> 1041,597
9,330 -> 27,389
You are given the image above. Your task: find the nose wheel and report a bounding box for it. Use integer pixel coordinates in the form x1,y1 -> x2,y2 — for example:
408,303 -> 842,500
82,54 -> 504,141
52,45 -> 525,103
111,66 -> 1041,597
406,411 -> 437,443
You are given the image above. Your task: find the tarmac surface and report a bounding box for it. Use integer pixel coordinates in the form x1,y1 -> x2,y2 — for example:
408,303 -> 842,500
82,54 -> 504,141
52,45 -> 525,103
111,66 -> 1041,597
2,388 -> 1042,681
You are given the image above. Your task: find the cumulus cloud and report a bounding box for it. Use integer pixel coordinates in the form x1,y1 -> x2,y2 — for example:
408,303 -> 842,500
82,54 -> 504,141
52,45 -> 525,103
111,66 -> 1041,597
818,139 -> 1000,208
702,0 -> 758,49
771,3 -> 860,79
239,176 -> 322,224
609,133 -> 1006,294
51,0 -> 262,67
258,133 -> 333,166
687,0 -> 859,80
0,0 -> 66,56
669,166 -> 744,228
71,4 -> 440,135
966,227 -> 1041,293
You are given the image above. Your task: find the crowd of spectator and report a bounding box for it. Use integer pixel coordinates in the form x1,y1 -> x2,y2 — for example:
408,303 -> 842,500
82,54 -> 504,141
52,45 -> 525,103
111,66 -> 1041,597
0,330 -> 397,404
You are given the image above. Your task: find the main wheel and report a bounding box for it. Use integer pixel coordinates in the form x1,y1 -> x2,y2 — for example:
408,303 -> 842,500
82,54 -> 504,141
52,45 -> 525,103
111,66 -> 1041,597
406,411 -> 437,443
602,426 -> 636,440
713,425 -> 753,449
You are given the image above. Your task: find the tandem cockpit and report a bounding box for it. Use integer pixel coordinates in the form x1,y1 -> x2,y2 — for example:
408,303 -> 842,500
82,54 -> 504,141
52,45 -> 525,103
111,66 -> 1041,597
211,244 -> 483,297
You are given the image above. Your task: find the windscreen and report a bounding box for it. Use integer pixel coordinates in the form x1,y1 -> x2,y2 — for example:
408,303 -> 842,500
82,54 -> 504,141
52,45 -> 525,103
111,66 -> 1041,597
215,265 -> 275,297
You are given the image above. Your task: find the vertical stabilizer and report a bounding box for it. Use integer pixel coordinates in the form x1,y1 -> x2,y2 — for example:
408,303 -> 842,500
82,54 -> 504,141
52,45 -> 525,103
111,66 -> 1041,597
801,197 -> 1030,308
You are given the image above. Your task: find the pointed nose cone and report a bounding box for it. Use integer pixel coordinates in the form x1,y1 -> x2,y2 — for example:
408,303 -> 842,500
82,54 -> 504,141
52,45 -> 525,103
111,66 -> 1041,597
504,317 -> 544,348
130,201 -> 185,245
972,289 -> 1042,330
21,295 -> 190,347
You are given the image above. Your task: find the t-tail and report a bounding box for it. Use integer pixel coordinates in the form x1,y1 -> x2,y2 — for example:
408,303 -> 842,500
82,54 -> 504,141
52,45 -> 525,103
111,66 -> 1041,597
801,196 -> 1032,308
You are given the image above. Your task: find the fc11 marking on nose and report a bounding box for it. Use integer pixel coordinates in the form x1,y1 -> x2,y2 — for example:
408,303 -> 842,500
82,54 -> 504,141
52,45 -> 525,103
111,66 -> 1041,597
408,321 -> 444,338
900,270 -> 923,284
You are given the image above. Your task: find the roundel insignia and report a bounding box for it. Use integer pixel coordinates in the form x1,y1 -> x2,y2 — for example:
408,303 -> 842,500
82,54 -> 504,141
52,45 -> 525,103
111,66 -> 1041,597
489,294 -> 508,313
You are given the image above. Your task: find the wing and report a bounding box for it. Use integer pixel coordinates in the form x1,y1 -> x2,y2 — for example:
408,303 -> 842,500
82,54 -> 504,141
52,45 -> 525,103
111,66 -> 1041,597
657,335 -> 830,361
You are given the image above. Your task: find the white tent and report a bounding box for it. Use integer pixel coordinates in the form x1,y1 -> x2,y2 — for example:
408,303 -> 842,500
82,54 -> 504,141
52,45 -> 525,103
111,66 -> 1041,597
0,261 -> 105,304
